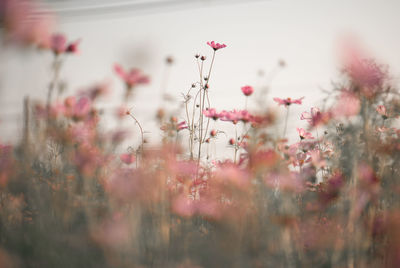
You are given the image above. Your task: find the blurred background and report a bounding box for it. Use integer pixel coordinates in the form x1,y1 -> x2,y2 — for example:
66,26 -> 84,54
1,0 -> 400,145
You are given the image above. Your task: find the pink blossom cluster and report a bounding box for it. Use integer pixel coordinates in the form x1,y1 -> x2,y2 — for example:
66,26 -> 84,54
203,108 -> 260,125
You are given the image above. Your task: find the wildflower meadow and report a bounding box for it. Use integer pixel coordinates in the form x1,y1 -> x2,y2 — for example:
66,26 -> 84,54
1,0 -> 400,267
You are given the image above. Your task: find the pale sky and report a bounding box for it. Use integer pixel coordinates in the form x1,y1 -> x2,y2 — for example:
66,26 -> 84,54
1,0 -> 400,149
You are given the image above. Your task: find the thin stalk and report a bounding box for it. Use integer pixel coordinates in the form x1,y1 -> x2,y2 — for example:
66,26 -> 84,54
127,110 -> 144,165
197,51 -> 216,163
283,106 -> 290,137
46,56 -> 62,125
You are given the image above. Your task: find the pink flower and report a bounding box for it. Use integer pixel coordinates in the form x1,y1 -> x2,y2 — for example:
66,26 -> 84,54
177,121 -> 188,131
330,90 -> 360,118
207,41 -> 227,51
50,33 -> 80,55
51,33 -> 66,54
340,39 -> 388,98
203,108 -> 220,120
273,97 -> 304,106
345,57 -> 387,90
114,64 -> 150,88
296,128 -> 314,140
78,80 -> 111,101
72,97 -> 92,119
115,106 -> 128,119
241,85 -> 254,96
376,105 -> 388,119
1,0 -> 55,47
308,149 -> 326,169
301,107 -> 330,127
219,110 -> 241,124
120,153 -> 135,165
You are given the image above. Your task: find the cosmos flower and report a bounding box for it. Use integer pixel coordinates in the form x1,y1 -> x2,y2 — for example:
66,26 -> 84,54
273,97 -> 304,106
376,105 -> 388,119
114,64 -> 150,89
50,33 -> 80,55
296,128 -> 314,140
207,41 -> 227,51
301,107 -> 330,127
241,85 -> 254,96
120,153 -> 135,165
203,108 -> 220,120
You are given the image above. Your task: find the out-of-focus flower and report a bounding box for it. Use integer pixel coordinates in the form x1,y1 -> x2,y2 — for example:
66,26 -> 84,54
115,106 -> 128,119
49,33 -> 80,55
330,90 -> 360,118
203,108 -> 220,121
241,85 -> 254,96
273,97 -> 304,107
301,107 -> 330,127
120,153 -> 135,165
345,57 -> 387,93
64,96 -> 92,121
79,80 -> 111,101
376,105 -> 388,119
308,149 -> 326,169
219,110 -> 241,124
207,41 -> 226,51
341,40 -> 388,97
114,64 -> 150,89
317,172 -> 344,207
1,0 -> 55,47
296,128 -> 314,140
177,121 -> 188,131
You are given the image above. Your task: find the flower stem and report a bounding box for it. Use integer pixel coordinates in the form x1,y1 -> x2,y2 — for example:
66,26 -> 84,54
283,106 -> 290,137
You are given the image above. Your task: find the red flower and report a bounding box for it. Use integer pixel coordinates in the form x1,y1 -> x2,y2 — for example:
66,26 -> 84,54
207,41 -> 227,51
241,85 -> 254,96
273,97 -> 304,106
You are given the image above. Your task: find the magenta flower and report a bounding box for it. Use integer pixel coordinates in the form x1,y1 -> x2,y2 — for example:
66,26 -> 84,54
207,41 -> 227,51
296,128 -> 314,140
241,85 -> 254,96
273,97 -> 304,107
114,64 -> 150,89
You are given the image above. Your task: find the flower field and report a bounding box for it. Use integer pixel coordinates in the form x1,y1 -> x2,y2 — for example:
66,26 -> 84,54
1,1 -> 400,267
